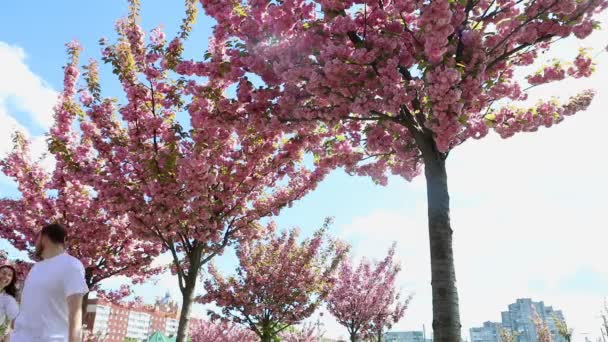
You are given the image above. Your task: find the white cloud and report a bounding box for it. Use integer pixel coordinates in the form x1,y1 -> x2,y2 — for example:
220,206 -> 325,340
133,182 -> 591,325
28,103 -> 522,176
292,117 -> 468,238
0,42 -> 58,129
0,102 -> 26,158
0,42 -> 57,180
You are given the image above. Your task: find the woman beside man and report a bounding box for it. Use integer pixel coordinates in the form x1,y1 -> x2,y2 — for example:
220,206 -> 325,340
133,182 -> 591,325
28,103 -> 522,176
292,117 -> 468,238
0,223 -> 89,342
0,264 -> 19,342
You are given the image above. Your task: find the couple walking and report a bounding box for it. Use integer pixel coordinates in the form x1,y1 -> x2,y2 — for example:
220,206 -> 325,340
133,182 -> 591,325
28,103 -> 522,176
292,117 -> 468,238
1,223 -> 89,342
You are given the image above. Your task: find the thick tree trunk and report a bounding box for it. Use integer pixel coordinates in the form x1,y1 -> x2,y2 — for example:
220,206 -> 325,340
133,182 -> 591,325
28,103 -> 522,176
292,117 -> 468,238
175,283 -> 195,342
176,249 -> 203,342
350,332 -> 358,342
422,148 -> 462,342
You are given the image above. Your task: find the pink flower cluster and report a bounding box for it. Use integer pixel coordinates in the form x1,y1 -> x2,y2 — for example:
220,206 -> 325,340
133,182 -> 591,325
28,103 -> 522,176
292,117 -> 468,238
419,1 -> 454,64
492,90 -> 595,138
188,319 -> 257,342
197,0 -> 605,183
568,52 -> 594,78
278,323 -> 320,342
527,63 -> 566,85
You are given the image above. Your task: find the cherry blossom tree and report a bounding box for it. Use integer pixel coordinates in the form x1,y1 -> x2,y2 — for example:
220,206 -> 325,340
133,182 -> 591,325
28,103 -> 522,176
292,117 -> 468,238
327,244 -> 409,342
31,1 -> 335,340
198,0 -> 608,339
0,130 -> 158,311
201,221 -> 347,342
189,320 -> 257,342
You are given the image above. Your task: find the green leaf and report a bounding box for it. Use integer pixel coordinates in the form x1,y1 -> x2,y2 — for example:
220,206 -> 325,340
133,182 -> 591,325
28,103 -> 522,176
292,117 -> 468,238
233,4 -> 247,17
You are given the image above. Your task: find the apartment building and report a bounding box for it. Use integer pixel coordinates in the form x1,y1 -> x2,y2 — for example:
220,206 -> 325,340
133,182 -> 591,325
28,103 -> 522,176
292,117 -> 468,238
84,296 -> 179,342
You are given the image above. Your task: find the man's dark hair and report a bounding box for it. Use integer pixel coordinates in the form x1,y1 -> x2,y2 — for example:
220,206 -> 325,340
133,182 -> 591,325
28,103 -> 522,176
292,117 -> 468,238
40,223 -> 68,245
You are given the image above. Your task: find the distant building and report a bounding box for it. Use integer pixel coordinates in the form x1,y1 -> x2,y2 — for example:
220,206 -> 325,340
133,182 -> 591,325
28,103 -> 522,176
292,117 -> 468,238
84,296 -> 180,342
385,331 -> 432,342
470,321 -> 502,342
501,298 -> 566,342
469,298 -> 567,342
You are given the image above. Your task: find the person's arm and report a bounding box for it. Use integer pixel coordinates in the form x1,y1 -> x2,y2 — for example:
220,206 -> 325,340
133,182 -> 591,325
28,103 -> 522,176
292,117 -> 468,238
2,295 -> 19,341
63,258 -> 89,342
66,293 -> 84,342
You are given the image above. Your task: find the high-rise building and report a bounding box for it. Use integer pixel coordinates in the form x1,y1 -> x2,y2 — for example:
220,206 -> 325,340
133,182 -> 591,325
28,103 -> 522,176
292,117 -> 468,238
501,298 -> 566,342
469,298 -> 567,342
84,297 -> 180,342
470,321 -> 502,342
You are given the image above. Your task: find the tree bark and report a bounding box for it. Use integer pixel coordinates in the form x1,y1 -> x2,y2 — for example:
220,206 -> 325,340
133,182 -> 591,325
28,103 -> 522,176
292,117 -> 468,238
350,332 -> 358,342
260,324 -> 274,342
260,334 -> 273,342
175,248 -> 203,342
422,144 -> 462,342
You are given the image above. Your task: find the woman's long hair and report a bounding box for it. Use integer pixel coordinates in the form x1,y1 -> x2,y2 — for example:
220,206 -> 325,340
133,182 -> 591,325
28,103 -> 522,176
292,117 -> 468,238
0,265 -> 18,298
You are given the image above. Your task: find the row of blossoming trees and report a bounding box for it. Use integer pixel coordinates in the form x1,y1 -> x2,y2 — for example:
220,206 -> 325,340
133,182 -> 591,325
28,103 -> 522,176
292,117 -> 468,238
0,0 -> 606,341
192,226 -> 408,342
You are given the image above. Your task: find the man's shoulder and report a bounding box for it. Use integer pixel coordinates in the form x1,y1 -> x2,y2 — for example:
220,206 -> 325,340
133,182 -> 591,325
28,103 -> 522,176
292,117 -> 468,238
57,253 -> 85,269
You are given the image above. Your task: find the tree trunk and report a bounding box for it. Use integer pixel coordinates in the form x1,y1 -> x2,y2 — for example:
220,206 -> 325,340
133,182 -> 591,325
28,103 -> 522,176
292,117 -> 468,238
175,248 -> 203,342
350,332 -> 357,342
260,334 -> 273,342
260,324 -> 274,342
422,145 -> 462,342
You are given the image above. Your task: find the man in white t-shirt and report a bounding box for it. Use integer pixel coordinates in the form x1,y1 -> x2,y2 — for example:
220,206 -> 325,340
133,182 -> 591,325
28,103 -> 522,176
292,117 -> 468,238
11,223 -> 89,342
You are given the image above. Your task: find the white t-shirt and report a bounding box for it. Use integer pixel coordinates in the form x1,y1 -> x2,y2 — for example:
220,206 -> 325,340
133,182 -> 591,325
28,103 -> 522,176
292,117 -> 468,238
11,253 -> 89,342
0,292 -> 18,329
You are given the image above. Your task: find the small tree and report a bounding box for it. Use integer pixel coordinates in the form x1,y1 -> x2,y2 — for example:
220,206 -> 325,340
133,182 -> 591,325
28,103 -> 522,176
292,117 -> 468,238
201,221 -> 347,342
327,244 -> 409,342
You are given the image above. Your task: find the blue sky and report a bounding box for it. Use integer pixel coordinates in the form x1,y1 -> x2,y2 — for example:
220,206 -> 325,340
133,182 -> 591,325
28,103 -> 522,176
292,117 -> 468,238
1,2 -> 607,340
